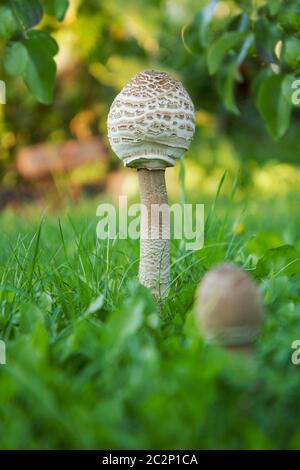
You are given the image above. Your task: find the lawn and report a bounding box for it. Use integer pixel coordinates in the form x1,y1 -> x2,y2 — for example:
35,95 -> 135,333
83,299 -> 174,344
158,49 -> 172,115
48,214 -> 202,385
0,170 -> 299,450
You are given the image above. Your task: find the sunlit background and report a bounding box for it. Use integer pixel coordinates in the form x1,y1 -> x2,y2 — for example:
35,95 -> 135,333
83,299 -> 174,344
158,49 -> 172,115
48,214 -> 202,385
1,0 -> 300,213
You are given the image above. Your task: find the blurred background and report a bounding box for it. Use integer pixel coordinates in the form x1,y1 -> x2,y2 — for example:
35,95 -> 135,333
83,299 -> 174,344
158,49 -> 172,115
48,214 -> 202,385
1,1 -> 300,450
1,0 -> 300,213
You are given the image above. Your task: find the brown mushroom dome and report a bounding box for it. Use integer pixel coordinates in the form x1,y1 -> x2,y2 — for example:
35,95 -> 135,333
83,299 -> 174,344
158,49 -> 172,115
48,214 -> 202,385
107,70 -> 195,169
195,264 -> 263,347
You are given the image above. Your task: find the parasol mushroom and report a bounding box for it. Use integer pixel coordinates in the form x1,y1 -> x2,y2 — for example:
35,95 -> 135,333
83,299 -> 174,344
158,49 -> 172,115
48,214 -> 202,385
107,70 -> 195,298
195,264 -> 264,354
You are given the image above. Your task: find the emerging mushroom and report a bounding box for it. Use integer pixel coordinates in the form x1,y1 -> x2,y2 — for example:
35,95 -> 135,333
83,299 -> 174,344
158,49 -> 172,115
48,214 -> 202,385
195,264 -> 263,353
107,70 -> 195,298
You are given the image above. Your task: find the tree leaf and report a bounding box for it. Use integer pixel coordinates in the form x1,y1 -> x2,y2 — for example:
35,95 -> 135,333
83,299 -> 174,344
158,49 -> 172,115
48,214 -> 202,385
0,5 -> 18,39
257,74 -> 292,139
278,2 -> 300,30
255,17 -> 281,64
207,31 -> 246,75
10,0 -> 43,31
214,33 -> 253,114
42,0 -> 69,21
268,0 -> 283,16
196,0 -> 218,47
28,30 -> 59,56
4,41 -> 28,76
283,37 -> 300,68
22,30 -> 58,104
216,60 -> 242,114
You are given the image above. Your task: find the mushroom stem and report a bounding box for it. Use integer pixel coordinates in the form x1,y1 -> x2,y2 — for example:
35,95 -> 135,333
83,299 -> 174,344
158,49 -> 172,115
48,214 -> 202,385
138,168 -> 170,298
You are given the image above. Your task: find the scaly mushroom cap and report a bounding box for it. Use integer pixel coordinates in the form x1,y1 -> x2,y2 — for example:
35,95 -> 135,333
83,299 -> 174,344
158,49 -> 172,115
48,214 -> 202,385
107,70 -> 195,169
196,264 -> 263,347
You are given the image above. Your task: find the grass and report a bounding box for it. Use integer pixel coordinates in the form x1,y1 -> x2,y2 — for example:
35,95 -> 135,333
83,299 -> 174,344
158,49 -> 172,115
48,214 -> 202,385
0,174 -> 300,449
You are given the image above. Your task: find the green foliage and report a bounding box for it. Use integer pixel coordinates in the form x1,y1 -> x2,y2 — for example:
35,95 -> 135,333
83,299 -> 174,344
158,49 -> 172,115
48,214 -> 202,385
3,30 -> 58,104
283,37 -> 300,69
257,74 -> 292,138
3,42 -> 28,76
10,0 -> 43,31
1,0 -> 300,134
0,184 -> 299,449
0,0 -> 68,104
208,32 -> 247,75
22,31 -> 58,104
186,0 -> 300,138
195,0 -> 218,48
43,0 -> 69,21
255,245 -> 300,278
0,5 -> 18,39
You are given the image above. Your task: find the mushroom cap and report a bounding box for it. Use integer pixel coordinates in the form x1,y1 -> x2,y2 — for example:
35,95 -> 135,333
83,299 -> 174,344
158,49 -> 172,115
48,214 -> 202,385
195,264 -> 263,347
107,70 -> 195,169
